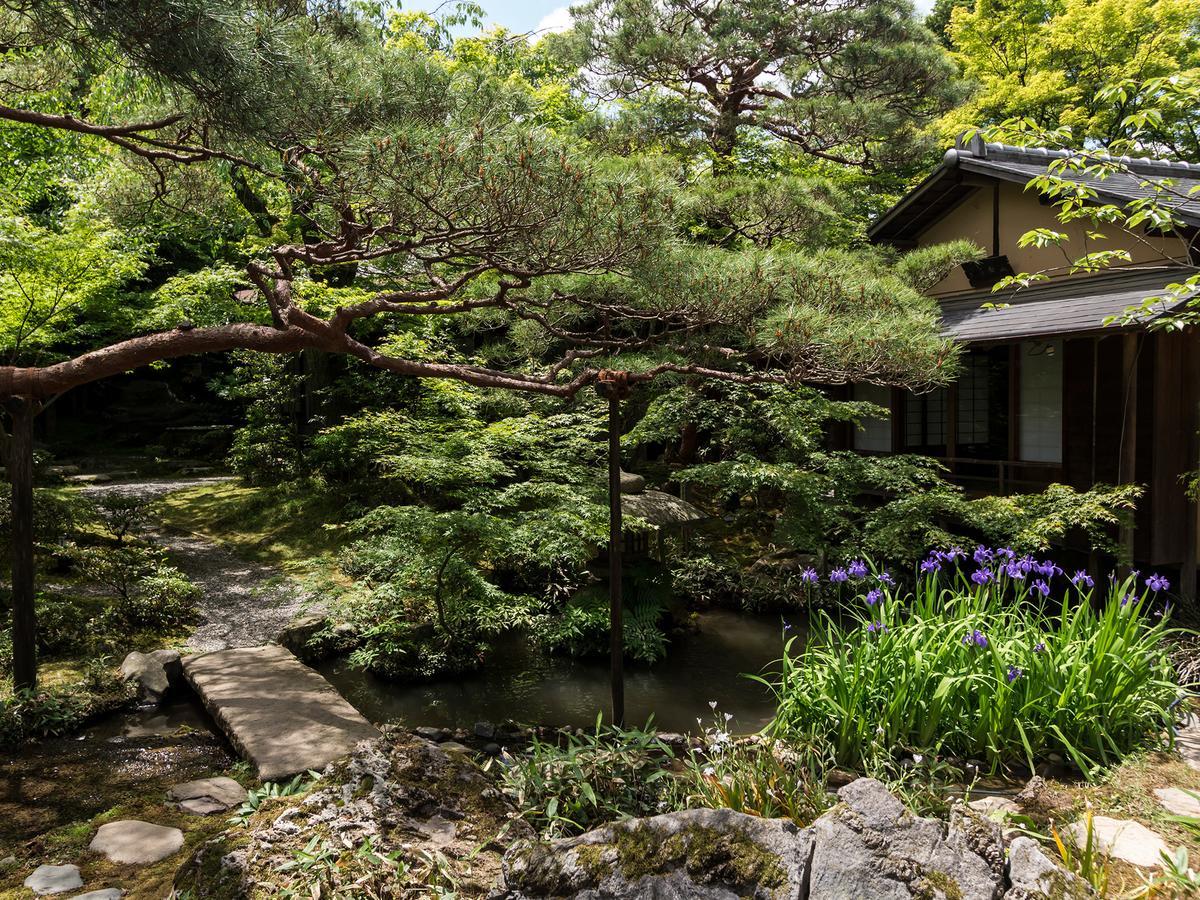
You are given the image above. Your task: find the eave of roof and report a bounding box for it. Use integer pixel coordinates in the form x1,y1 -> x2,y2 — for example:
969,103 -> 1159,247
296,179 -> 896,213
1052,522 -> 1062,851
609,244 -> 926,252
938,268 -> 1194,343
869,141 -> 1200,245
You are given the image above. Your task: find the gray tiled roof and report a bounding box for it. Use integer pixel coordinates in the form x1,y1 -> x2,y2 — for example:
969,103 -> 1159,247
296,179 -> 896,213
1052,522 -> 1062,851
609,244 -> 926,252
869,140 -> 1200,244
956,144 -> 1200,224
939,268 -> 1193,343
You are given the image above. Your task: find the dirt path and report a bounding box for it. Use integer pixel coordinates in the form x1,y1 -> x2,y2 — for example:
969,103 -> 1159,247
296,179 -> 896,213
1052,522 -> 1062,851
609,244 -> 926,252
80,477 -> 314,652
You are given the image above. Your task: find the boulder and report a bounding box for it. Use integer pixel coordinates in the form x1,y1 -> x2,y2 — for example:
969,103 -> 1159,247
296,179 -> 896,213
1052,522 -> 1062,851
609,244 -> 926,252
1004,836 -> 1094,900
175,734 -> 532,898
618,470 -> 646,494
504,779 -> 1008,900
168,776 -> 248,815
69,891 -> 125,900
24,865 -> 83,896
119,649 -> 183,704
274,614 -> 328,662
504,807 -> 811,899
1064,817 -> 1169,869
414,726 -> 447,742
89,820 -> 184,864
807,779 -> 1005,900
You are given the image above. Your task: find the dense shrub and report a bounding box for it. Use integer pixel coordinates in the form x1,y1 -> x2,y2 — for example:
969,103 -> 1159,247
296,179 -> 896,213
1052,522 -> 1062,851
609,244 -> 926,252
767,550 -> 1180,777
671,553 -> 818,612
0,488 -> 94,546
0,661 -> 133,747
492,718 -> 676,837
70,546 -> 201,631
539,564 -> 672,664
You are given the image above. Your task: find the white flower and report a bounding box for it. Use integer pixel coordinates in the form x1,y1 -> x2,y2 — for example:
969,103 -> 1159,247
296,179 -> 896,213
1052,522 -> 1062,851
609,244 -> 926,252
709,700 -> 718,710
702,766 -> 716,777
724,713 -> 733,722
913,754 -> 924,764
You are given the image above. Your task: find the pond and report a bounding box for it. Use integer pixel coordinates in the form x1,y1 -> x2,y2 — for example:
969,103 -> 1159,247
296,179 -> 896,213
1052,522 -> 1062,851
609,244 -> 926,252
318,609 -> 806,734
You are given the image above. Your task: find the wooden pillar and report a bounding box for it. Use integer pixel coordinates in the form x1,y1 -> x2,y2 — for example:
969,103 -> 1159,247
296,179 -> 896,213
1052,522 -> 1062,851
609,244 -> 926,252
1118,333 -> 1139,571
1181,329 -> 1200,611
6,398 -> 37,690
607,391 -> 625,727
890,388 -> 904,452
946,383 -> 958,474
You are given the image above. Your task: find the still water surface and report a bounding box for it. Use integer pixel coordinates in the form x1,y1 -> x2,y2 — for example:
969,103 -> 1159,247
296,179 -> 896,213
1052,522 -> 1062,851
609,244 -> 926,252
319,609 -> 805,733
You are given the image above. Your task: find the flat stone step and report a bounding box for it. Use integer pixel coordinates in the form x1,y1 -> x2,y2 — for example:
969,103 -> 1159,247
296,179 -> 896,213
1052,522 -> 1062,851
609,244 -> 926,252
183,644 -> 378,781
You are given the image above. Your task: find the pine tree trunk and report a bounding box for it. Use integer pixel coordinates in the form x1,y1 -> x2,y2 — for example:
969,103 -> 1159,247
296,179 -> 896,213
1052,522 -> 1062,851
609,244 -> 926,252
7,398 -> 36,690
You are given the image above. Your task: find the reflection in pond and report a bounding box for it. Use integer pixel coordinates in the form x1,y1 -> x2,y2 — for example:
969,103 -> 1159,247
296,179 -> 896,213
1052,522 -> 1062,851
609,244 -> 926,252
318,609 -> 806,734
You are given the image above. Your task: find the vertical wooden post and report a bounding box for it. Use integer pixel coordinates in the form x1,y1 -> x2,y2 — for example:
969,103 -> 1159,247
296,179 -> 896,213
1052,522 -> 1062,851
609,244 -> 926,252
1118,333 -> 1139,572
1181,329 -> 1200,611
7,398 -> 37,691
607,390 -> 625,727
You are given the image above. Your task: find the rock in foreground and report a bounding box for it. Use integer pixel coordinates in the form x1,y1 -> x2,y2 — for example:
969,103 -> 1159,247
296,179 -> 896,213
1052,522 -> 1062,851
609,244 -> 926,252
119,649 -> 183,705
502,779 -> 1092,900
503,807 -> 809,899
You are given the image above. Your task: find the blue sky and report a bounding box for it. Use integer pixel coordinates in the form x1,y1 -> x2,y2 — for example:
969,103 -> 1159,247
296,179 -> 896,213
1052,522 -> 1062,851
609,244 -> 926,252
402,1 -> 937,37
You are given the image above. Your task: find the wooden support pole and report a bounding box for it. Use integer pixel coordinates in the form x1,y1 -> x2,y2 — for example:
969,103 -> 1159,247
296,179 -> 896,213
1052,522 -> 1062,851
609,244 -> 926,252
607,390 -> 625,727
1181,329 -> 1200,612
1118,333 -> 1139,573
6,398 -> 37,690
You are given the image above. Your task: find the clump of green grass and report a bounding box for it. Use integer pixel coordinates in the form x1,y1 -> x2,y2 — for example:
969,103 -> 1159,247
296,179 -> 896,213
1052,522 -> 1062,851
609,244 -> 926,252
765,549 -> 1182,778
156,479 -> 350,578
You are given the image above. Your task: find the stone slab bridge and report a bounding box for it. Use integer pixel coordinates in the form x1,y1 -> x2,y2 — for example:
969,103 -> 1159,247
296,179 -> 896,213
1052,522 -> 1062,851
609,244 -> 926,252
183,644 -> 379,782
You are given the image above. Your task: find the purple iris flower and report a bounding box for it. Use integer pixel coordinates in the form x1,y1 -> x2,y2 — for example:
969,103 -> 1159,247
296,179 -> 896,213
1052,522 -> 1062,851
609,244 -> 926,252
920,558 -> 941,574
962,629 -> 988,648
1146,573 -> 1170,592
1071,571 -> 1094,590
996,547 -> 1016,562
1120,592 -> 1136,607
800,566 -> 819,585
865,588 -> 882,606
944,547 -> 965,562
1031,579 -> 1050,597
848,560 -> 868,579
866,621 -> 887,634
1033,641 -> 1046,653
877,571 -> 895,587
970,569 -> 993,586
1006,665 -> 1023,683
1004,561 -> 1026,580
829,567 -> 848,584
973,546 -> 994,566
1033,561 -> 1061,579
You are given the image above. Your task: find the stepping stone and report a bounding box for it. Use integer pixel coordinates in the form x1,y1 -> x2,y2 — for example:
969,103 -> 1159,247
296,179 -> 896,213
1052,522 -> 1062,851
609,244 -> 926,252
967,796 -> 1019,816
24,865 -> 83,896
439,741 -> 471,753
70,891 -> 124,900
1177,714 -> 1200,772
1154,787 -> 1200,817
168,776 -> 248,815
1065,816 -> 1170,869
89,820 -> 184,864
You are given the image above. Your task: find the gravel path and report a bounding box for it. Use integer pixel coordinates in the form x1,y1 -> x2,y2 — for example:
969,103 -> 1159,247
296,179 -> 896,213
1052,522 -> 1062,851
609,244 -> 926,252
80,477 -> 313,652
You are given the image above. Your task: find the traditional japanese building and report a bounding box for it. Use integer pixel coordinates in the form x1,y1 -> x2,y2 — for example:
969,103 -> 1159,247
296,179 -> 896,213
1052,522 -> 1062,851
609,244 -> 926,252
862,137 -> 1200,593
